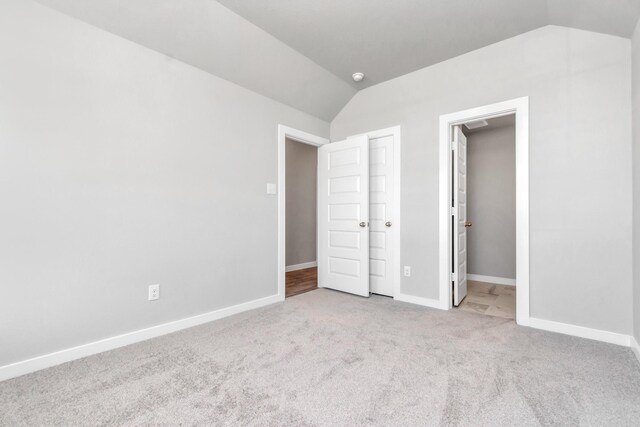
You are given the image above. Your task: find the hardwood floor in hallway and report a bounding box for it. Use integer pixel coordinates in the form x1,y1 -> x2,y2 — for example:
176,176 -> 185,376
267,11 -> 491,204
285,267 -> 318,298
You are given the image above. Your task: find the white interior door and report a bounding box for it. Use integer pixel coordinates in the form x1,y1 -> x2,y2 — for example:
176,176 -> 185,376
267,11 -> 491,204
318,135 -> 370,297
453,125 -> 468,306
369,135 -> 394,296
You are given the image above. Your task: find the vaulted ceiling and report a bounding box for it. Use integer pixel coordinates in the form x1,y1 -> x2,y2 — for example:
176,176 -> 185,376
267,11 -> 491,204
219,0 -> 640,89
36,0 -> 640,121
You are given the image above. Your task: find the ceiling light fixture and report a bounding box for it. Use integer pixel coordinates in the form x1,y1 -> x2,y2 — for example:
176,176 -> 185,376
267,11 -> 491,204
352,72 -> 365,82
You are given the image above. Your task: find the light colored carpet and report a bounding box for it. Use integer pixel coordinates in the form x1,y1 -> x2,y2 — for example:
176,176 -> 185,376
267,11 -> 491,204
1,289 -> 640,426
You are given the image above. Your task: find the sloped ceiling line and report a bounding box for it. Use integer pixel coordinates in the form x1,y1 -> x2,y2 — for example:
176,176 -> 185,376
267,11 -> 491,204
34,0 -> 640,121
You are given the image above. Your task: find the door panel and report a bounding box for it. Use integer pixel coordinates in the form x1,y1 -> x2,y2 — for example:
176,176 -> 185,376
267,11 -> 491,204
453,126 -> 468,306
369,135 -> 394,296
318,136 -> 370,297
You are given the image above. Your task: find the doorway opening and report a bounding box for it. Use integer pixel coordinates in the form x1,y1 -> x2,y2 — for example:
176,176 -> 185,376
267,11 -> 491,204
438,97 -> 530,326
454,115 -> 516,320
278,125 -> 401,301
285,137 -> 319,298
277,125 -> 329,301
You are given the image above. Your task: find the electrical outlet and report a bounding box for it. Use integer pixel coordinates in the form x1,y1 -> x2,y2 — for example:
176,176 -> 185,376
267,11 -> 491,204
148,284 -> 160,301
403,266 -> 411,277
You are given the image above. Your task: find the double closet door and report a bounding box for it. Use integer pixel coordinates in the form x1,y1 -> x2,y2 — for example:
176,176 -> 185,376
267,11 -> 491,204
317,131 -> 396,297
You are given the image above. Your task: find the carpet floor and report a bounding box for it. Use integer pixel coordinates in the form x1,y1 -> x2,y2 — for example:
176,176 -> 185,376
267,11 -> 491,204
1,289 -> 640,426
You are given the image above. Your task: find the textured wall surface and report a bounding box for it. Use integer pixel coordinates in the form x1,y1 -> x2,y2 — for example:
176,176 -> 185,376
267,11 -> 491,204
332,26 -> 633,334
632,19 -> 640,345
0,0 -> 328,366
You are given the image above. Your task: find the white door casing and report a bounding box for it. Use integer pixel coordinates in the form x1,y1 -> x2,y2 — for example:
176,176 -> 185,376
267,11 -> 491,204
453,125 -> 468,306
318,135 -> 370,297
439,97 -> 529,324
369,135 -> 394,296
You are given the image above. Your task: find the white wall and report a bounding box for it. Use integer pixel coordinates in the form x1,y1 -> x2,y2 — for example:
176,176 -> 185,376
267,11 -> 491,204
466,124 -> 516,280
34,0 -> 356,122
0,0 -> 328,367
285,138 -> 317,266
332,26 -> 633,334
633,19 -> 640,345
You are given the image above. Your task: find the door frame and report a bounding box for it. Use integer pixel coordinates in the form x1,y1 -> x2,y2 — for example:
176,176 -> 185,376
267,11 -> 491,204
438,97 -> 530,325
348,126 -> 402,299
277,125 -> 329,301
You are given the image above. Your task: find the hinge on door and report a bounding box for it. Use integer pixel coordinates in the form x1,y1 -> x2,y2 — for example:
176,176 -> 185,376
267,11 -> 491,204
451,272 -> 456,281
451,205 -> 455,216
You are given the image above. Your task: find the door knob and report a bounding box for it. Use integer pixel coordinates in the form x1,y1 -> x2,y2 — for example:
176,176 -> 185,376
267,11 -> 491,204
464,221 -> 472,228
359,222 -> 367,228
385,221 -> 392,227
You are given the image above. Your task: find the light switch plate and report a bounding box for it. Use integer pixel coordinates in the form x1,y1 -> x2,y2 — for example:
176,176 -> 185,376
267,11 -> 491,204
266,183 -> 277,195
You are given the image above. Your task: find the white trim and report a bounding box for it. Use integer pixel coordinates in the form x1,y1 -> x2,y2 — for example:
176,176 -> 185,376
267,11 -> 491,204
285,261 -> 317,272
439,97 -> 530,326
0,294 -> 281,382
397,295 -> 636,350
277,125 -> 329,301
631,336 -> 640,366
394,293 -> 448,310
528,317 -> 631,347
467,274 -> 516,287
348,126 -> 402,299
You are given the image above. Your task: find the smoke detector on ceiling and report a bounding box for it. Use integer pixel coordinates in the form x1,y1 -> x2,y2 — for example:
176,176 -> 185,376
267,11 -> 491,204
352,72 -> 365,82
464,119 -> 488,130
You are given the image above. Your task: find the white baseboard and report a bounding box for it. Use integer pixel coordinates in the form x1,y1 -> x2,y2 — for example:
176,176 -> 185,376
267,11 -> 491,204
468,274 -> 516,287
285,261 -> 317,272
394,293 -> 448,310
631,336 -> 640,366
528,317 -> 631,347
0,294 -> 281,382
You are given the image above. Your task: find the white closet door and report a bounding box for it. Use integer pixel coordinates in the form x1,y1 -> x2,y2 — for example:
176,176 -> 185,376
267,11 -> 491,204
369,135 -> 394,296
453,125 -> 468,306
317,135 -> 370,297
